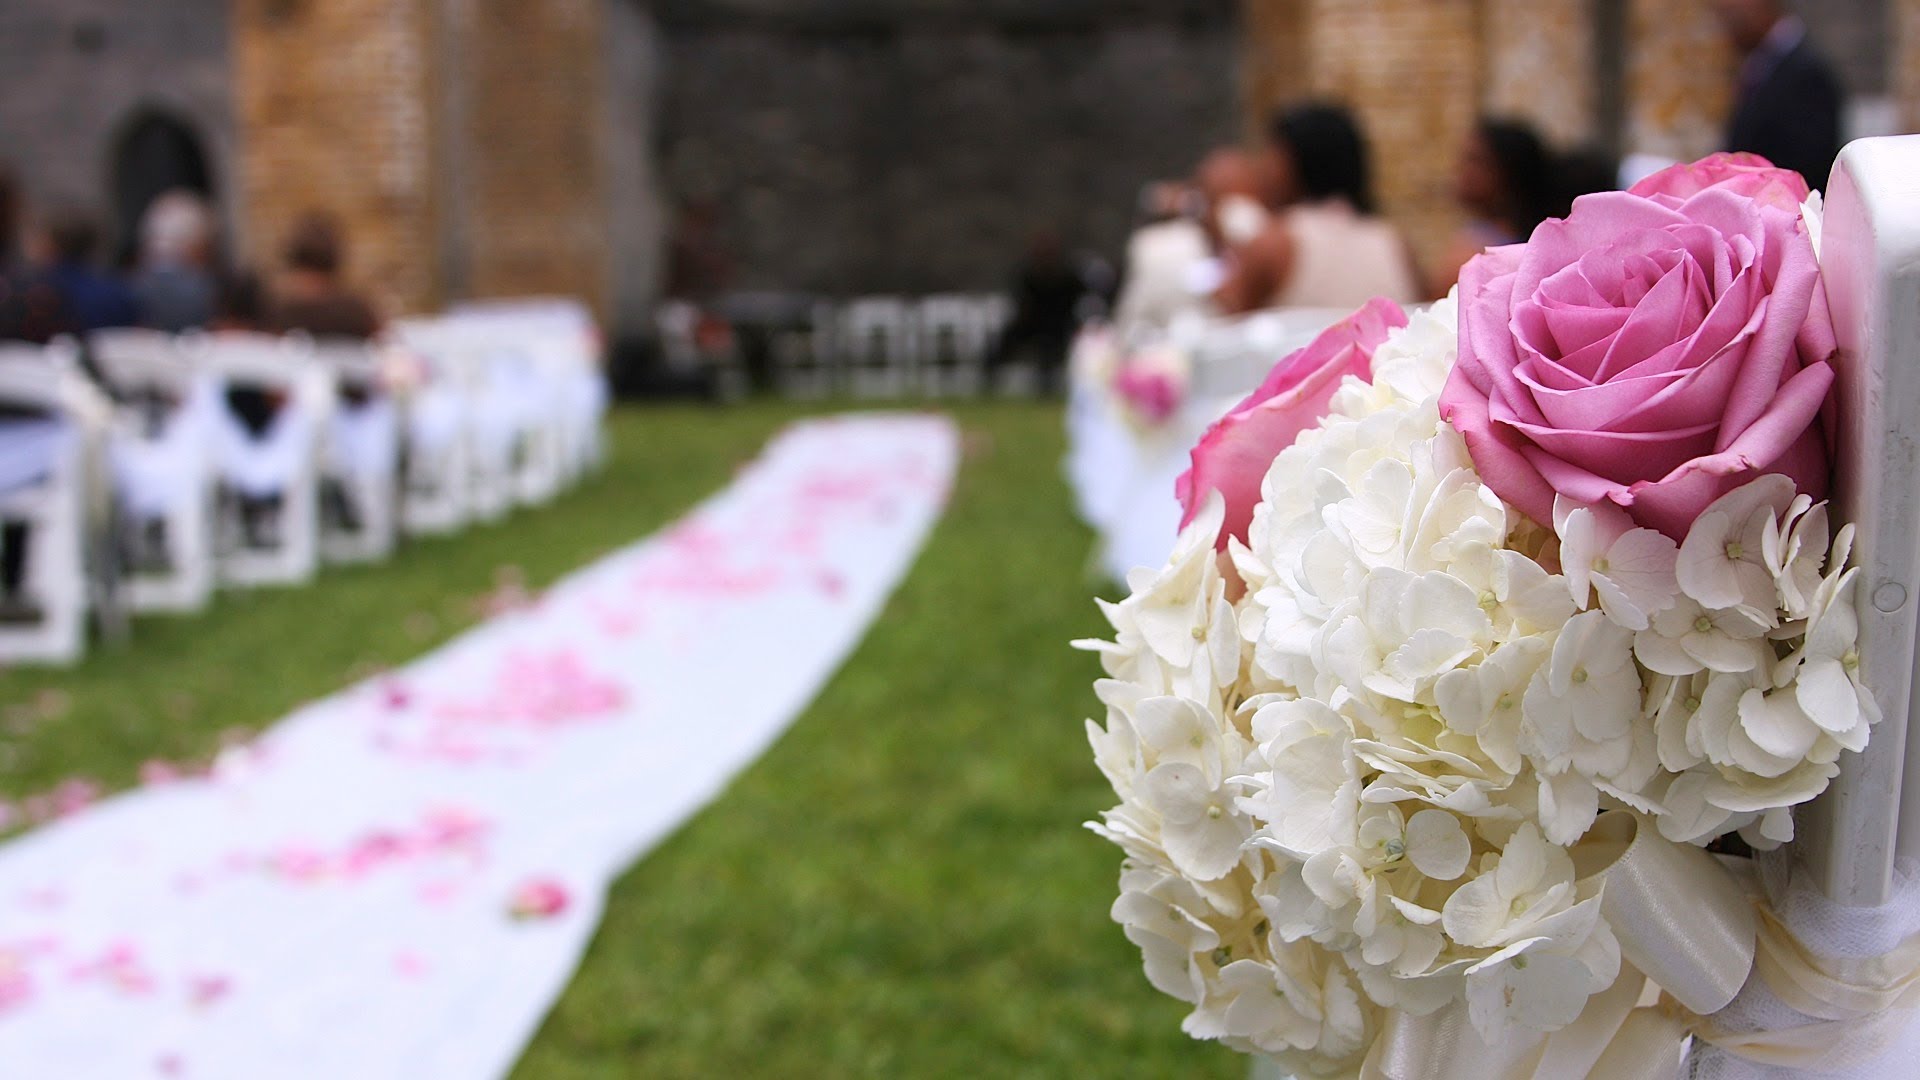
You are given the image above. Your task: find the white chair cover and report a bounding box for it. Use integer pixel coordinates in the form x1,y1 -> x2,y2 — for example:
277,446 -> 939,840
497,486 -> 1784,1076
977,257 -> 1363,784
108,374 -> 220,519
215,398 -> 318,500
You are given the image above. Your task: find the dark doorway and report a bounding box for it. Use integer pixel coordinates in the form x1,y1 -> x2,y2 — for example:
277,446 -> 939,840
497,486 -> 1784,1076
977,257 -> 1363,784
109,110 -> 213,268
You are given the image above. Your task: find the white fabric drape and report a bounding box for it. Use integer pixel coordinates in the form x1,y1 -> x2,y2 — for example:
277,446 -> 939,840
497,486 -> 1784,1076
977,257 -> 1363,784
110,377 -> 221,518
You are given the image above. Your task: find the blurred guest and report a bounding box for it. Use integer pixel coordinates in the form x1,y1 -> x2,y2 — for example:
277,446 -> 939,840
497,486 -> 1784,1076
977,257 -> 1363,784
664,200 -> 732,305
1713,0 -> 1842,187
1113,148 -> 1277,332
0,167 -> 70,345
29,207 -> 136,333
1557,145 -> 1622,207
1434,118 -> 1560,293
132,190 -> 219,332
265,211 -> 380,340
1196,147 -> 1272,252
1217,103 -> 1422,315
210,270 -> 267,334
988,227 -> 1087,393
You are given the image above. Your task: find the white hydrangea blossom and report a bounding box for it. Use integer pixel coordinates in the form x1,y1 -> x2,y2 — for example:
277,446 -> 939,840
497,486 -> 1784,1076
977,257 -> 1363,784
1083,297 -> 1876,1071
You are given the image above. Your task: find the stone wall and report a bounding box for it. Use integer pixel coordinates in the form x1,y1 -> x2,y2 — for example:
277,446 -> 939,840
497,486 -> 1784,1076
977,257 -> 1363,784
603,1 -> 668,331
655,3 -> 1242,295
0,0 -> 235,255
232,0 -> 443,315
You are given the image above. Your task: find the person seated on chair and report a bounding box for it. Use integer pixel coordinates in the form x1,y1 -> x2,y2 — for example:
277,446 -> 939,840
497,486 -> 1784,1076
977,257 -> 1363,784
1432,117 -> 1562,295
1112,149 -> 1275,335
28,207 -> 137,335
133,190 -> 220,333
986,227 -> 1089,395
265,213 -> 385,536
265,211 -> 381,342
1216,102 -> 1425,315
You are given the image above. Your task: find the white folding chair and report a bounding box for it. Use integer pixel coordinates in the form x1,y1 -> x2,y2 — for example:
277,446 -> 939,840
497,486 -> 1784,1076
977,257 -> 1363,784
91,328 -> 219,614
387,318 -> 474,536
192,332 -> 331,588
915,294 -> 991,397
310,338 -> 400,564
0,340 -> 95,664
1801,134 -> 1920,907
658,299 -> 747,403
771,302 -> 839,399
840,297 -> 917,399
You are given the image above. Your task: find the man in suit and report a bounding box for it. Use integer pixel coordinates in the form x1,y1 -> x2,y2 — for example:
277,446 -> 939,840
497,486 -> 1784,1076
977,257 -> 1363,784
1712,0 -> 1844,188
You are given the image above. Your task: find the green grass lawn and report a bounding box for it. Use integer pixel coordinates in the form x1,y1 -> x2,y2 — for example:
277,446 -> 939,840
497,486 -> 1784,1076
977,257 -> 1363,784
0,400 -> 1239,1078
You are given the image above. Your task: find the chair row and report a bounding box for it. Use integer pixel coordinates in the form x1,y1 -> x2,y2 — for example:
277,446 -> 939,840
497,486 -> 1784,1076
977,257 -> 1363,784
659,294 -> 1014,399
0,298 -> 608,666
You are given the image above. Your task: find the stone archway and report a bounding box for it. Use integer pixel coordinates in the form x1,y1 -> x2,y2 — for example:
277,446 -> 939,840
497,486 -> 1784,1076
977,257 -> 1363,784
108,108 -> 214,267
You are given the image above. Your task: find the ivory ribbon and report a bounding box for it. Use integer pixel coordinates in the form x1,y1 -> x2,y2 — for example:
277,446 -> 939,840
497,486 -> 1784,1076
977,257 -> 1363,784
1355,812 -> 1920,1079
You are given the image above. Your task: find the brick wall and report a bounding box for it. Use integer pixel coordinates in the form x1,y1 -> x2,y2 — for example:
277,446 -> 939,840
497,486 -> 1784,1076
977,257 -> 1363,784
232,0 -> 442,315
1481,0 -> 1598,148
1624,0 -> 1731,162
1303,0 -> 1479,275
1899,0 -> 1920,130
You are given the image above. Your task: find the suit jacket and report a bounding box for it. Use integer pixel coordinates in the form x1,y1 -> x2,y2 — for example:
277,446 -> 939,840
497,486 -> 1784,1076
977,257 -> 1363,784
1726,40 -> 1843,190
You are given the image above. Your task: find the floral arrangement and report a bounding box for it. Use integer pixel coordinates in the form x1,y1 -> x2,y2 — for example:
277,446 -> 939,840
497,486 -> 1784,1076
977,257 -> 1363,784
1073,325 -> 1193,432
1111,344 -> 1192,430
1082,154 -> 1877,1074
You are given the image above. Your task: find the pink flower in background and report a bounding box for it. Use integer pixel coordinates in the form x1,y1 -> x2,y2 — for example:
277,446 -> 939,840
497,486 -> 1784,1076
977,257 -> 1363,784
1628,151 -> 1813,213
1112,346 -> 1188,428
508,877 -> 570,920
1176,297 -> 1406,547
1441,161 -> 1836,539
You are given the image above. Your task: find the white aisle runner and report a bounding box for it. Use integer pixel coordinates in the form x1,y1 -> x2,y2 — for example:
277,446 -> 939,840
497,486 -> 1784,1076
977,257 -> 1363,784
0,414 -> 958,1079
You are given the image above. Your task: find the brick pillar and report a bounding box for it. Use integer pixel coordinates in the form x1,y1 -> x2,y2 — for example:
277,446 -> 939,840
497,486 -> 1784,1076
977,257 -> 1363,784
1624,0 -> 1732,161
1304,0 -> 1482,272
453,0 -> 609,317
1897,0 -> 1920,131
1481,0 -> 1599,147
231,0 -> 443,316
1240,0 -> 1311,137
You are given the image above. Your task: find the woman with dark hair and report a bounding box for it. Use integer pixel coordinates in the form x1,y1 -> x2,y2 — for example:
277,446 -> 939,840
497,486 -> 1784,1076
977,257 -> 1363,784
1217,102 -> 1422,314
1433,117 -> 1561,292
264,210 -> 380,340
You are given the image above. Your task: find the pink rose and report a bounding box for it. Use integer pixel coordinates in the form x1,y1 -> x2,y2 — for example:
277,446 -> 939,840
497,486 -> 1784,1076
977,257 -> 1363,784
1628,152 -> 1812,214
1176,297 -> 1406,547
1441,172 -> 1836,539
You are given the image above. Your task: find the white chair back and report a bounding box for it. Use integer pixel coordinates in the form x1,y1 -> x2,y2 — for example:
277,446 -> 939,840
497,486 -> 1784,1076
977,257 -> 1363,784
90,328 -> 194,400
188,332 -> 329,588
1802,134 -> 1920,905
840,297 -> 917,398
0,338 -> 92,665
915,294 -> 993,396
